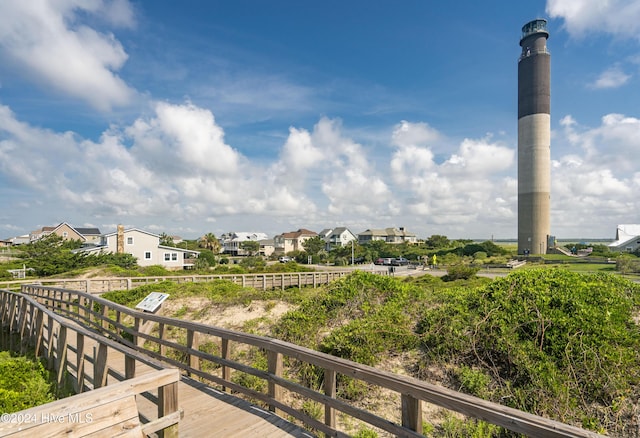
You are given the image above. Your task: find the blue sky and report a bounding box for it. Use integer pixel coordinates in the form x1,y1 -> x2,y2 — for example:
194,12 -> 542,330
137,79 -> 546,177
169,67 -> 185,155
1,0 -> 639,241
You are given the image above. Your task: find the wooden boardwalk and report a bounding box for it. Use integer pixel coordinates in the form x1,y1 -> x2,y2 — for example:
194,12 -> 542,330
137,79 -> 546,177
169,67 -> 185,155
66,324 -> 316,438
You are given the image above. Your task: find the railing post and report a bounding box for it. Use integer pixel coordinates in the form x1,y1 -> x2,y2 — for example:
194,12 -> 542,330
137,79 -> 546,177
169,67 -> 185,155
324,369 -> 336,435
221,338 -> 231,392
401,394 -> 422,434
34,308 -> 44,357
186,329 -> 199,376
8,294 -> 18,351
133,316 -> 140,346
159,323 -> 167,356
158,381 -> 179,438
18,299 -> 29,354
56,325 -> 68,389
101,303 -> 109,331
76,332 -> 85,392
125,354 -> 136,380
46,315 -> 55,369
267,350 -> 283,414
94,342 -> 108,388
27,304 -> 36,349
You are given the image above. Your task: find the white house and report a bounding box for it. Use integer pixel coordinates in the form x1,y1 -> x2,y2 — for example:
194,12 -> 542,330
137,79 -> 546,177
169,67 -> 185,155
608,224 -> 640,252
319,227 -> 357,250
220,232 -> 269,256
80,225 -> 199,269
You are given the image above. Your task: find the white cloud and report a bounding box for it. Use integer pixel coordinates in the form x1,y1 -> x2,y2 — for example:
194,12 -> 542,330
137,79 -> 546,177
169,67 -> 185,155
547,0 -> 640,39
391,120 -> 440,148
590,66 -> 631,89
0,0 -> 136,111
389,122 -> 516,230
551,113 -> 640,235
2,94 -> 639,239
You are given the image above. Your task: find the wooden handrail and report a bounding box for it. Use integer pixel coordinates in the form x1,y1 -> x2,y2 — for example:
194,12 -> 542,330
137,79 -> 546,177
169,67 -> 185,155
15,284 -> 606,438
0,270 -> 357,294
0,289 -> 181,438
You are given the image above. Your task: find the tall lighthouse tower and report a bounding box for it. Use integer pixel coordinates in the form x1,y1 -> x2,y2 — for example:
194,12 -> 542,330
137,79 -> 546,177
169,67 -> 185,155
518,19 -> 550,255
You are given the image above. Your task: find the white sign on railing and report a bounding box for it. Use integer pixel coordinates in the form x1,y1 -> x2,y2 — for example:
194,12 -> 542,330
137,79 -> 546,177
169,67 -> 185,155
135,292 -> 169,313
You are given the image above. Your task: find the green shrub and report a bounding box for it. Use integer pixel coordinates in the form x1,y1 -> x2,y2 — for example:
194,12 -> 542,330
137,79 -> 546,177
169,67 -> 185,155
0,352 -> 55,412
442,264 -> 480,281
418,269 -> 640,434
140,265 -> 171,276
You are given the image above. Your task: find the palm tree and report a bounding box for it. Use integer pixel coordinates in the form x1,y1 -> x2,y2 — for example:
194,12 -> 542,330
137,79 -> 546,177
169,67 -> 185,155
198,233 -> 221,254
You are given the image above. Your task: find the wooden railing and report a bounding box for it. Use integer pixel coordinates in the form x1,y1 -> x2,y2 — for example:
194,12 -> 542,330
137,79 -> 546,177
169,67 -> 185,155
0,270 -> 355,294
16,284 -> 605,438
0,289 -> 181,437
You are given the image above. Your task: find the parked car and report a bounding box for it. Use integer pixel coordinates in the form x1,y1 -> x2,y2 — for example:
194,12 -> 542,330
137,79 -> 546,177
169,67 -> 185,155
391,257 -> 409,266
278,256 -> 291,263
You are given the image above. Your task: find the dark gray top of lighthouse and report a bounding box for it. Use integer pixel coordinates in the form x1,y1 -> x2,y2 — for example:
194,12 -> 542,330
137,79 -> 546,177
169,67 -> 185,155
520,19 -> 549,46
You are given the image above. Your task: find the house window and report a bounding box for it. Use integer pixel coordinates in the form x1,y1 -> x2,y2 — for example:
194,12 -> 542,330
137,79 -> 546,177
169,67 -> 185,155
164,253 -> 170,261
144,252 -> 152,260
127,237 -> 133,245
62,232 -> 68,238
172,253 -> 177,261
164,252 -> 178,261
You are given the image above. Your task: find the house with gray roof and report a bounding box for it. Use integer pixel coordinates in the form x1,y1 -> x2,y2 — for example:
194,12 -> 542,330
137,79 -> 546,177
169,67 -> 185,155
357,227 -> 417,245
319,227 -> 357,250
220,232 -> 269,256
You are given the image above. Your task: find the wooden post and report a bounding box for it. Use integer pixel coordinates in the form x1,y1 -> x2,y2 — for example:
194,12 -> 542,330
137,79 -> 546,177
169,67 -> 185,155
186,329 -> 199,376
101,303 -> 109,331
18,299 -> 29,354
221,338 -> 231,392
56,325 -> 68,389
27,304 -> 36,348
158,381 -> 179,438
47,317 -> 55,369
133,316 -> 140,346
401,394 -> 422,434
324,369 -> 337,435
34,308 -> 44,357
125,354 -> 136,380
159,323 -> 167,356
0,293 -> 7,350
267,350 -> 283,414
76,332 -> 85,392
94,343 -> 108,389
8,295 -> 18,351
